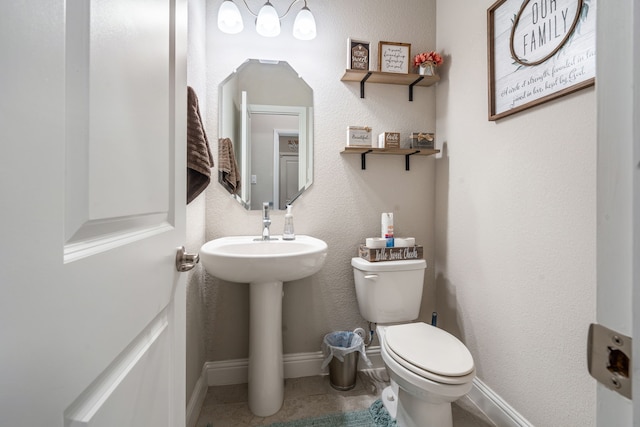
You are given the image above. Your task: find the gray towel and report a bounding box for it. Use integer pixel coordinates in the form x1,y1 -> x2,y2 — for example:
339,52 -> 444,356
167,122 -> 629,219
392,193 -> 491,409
218,137 -> 241,195
187,86 -> 214,204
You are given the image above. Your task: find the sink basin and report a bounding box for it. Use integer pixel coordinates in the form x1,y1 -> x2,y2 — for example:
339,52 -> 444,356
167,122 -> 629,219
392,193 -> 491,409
200,235 -> 328,283
199,235 -> 328,417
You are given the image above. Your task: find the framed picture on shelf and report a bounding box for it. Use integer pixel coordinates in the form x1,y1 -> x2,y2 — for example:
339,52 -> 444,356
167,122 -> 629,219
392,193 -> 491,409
378,41 -> 411,74
347,38 -> 370,71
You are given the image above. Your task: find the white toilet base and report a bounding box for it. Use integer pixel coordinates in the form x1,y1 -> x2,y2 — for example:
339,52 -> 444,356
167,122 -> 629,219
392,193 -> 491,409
398,386 -> 453,427
381,384 -> 454,427
381,385 -> 398,418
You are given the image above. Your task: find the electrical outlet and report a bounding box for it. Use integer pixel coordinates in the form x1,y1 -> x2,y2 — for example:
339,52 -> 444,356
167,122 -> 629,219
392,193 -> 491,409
251,175 -> 257,184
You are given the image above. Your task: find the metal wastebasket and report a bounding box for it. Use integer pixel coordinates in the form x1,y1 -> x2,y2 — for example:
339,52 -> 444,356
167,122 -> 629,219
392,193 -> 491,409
321,331 -> 368,391
328,350 -> 359,390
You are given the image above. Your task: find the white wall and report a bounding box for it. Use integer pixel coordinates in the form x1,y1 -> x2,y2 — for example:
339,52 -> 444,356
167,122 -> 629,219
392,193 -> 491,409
435,1 -> 597,426
202,0 -> 438,360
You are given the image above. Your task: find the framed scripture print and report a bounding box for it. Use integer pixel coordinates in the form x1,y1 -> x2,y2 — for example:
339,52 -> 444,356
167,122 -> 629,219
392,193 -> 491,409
487,0 -> 596,120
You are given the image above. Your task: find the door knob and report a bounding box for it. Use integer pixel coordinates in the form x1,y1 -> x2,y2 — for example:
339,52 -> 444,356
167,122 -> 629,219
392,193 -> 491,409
176,246 -> 199,272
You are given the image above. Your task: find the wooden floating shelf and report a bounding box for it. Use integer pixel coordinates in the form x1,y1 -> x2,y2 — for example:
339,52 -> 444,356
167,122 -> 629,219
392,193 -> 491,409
341,70 -> 440,86
341,147 -> 440,170
341,147 -> 440,155
341,69 -> 440,100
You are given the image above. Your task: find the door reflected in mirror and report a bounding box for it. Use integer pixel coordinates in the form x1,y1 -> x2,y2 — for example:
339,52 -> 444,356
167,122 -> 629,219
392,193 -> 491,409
218,59 -> 313,210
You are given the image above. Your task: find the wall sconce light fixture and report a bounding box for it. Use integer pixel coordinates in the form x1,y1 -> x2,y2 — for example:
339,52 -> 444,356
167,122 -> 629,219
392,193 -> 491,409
217,0 -> 317,40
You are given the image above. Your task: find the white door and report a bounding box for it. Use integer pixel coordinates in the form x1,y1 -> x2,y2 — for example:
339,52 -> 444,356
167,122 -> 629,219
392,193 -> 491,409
279,154 -> 299,210
596,0 -> 638,425
0,1 -> 188,426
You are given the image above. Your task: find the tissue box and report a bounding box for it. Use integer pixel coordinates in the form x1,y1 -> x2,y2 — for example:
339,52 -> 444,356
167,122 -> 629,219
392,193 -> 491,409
359,245 -> 424,262
347,126 -> 373,147
410,132 -> 435,149
378,132 -> 400,148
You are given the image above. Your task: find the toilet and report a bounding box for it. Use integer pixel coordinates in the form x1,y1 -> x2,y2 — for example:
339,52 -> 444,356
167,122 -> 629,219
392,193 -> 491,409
352,257 -> 475,427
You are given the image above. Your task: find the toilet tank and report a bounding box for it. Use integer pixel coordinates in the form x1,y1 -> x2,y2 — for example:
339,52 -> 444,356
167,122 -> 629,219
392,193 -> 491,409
351,257 -> 427,323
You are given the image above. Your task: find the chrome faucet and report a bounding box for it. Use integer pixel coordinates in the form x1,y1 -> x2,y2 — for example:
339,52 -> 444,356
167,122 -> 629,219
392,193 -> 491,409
261,202 -> 271,240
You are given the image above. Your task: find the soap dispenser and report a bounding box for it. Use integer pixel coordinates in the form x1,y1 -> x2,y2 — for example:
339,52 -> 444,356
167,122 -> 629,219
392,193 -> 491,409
283,204 -> 295,240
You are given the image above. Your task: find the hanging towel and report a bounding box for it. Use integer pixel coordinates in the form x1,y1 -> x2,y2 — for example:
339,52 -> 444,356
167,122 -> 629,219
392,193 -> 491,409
187,86 -> 214,204
218,137 -> 241,195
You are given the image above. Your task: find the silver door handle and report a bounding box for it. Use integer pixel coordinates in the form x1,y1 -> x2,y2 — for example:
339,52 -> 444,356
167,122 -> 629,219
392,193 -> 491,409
176,246 -> 199,272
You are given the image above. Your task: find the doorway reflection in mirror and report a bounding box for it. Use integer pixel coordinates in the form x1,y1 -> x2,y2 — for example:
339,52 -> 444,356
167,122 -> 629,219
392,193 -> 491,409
218,59 -> 313,211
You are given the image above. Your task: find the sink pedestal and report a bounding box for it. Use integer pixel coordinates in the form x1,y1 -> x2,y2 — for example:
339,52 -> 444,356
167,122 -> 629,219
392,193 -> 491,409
248,280 -> 284,416
199,235 -> 328,417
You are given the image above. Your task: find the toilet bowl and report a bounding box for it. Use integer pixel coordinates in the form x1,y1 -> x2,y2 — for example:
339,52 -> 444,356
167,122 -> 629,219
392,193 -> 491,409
377,324 -> 474,427
351,257 -> 475,427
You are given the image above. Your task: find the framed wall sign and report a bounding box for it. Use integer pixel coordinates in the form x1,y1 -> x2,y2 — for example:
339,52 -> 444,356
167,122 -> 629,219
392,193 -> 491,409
487,0 -> 596,120
379,41 -> 411,74
347,38 -> 370,71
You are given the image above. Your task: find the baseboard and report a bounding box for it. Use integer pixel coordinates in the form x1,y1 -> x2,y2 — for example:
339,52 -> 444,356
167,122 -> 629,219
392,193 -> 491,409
187,349 -> 532,427
468,378 -> 533,427
205,345 -> 383,386
186,366 -> 208,427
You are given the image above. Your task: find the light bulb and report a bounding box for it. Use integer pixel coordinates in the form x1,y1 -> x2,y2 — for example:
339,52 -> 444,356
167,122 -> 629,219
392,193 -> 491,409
293,6 -> 316,40
256,1 -> 280,37
217,0 -> 243,34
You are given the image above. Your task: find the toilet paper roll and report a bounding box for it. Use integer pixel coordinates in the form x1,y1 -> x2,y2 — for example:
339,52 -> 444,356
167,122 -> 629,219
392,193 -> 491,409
394,237 -> 416,247
366,237 -> 387,248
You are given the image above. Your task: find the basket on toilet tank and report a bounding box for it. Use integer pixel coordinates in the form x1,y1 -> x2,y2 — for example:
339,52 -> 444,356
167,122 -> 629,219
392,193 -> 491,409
351,257 -> 426,323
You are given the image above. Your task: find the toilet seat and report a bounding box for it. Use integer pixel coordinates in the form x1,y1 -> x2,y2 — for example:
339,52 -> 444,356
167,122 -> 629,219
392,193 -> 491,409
383,323 -> 475,385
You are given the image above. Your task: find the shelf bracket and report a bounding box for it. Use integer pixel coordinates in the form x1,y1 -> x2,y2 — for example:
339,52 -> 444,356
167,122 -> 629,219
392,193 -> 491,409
360,72 -> 372,98
409,77 -> 424,101
405,150 -> 420,170
360,149 -> 373,169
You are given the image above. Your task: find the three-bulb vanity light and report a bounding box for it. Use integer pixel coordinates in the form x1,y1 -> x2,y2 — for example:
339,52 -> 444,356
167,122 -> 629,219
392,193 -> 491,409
217,0 -> 316,40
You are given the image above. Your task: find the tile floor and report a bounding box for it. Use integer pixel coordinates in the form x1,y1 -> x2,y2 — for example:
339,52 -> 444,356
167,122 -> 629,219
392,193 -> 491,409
195,369 -> 496,427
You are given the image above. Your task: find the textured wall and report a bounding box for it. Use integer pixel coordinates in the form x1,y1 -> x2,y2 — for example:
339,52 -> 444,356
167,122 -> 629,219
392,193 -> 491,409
201,0 -> 438,360
435,1 -> 597,426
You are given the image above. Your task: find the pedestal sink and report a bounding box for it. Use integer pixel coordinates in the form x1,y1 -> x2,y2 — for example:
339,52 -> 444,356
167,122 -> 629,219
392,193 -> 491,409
199,235 -> 328,416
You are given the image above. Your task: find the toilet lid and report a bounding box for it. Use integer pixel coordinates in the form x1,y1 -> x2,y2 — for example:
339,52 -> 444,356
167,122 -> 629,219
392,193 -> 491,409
384,323 -> 474,379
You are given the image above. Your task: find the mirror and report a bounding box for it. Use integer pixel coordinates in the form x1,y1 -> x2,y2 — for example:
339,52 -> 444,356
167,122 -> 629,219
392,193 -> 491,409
218,59 -> 314,210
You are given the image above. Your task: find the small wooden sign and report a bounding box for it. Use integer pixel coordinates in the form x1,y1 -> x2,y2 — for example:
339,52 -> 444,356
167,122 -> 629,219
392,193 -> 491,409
359,245 -> 424,262
379,41 -> 411,74
378,132 -> 400,148
347,38 -> 370,71
410,132 -> 434,149
347,126 -> 372,147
